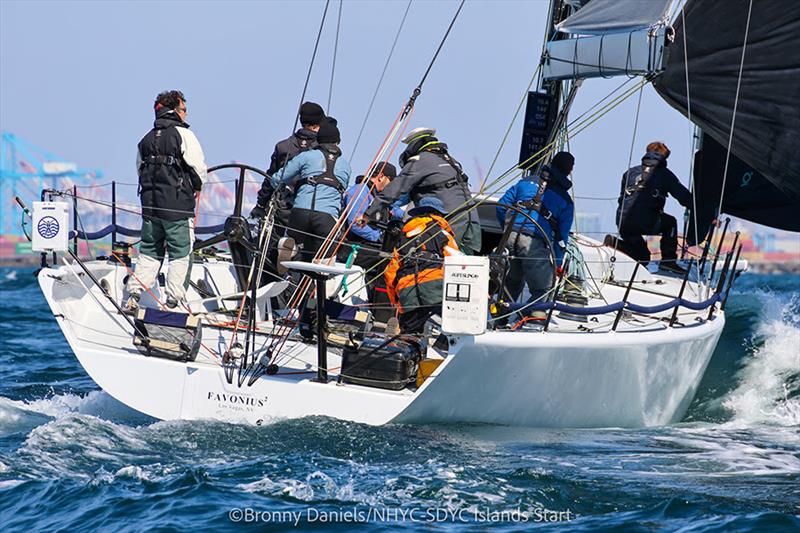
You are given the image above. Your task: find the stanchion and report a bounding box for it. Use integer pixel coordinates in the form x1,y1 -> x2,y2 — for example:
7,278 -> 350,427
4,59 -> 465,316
721,244 -> 743,311
669,259 -> 695,327
72,185 -> 78,256
708,251 -> 733,320
612,262 -> 639,331
111,181 -> 117,245
707,217 -> 730,281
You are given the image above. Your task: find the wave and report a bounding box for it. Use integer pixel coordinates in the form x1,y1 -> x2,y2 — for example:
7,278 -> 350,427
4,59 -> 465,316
686,275 -> 800,427
722,289 -> 800,427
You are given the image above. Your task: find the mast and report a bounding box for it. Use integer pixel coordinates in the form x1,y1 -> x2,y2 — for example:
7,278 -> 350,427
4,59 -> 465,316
517,0 -> 572,171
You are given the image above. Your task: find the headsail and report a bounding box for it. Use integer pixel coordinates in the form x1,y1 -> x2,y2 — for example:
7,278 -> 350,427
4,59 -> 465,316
654,0 -> 800,226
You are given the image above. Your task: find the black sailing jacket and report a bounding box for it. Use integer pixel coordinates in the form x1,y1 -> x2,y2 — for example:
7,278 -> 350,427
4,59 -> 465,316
256,128 -> 319,208
616,154 -> 692,234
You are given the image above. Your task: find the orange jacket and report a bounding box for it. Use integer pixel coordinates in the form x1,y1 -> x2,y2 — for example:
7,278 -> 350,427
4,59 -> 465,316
384,214 -> 460,312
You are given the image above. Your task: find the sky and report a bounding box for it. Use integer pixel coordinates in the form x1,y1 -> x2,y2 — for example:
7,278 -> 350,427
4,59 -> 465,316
1,0 -> 698,233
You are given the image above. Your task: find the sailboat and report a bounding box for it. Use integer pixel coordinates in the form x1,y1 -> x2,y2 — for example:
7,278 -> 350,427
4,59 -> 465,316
30,0 -> 792,428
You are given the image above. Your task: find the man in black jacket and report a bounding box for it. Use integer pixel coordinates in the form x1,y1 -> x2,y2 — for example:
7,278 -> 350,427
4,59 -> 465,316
250,101 -> 326,219
125,90 -> 207,311
362,128 -> 482,255
612,141 -> 692,271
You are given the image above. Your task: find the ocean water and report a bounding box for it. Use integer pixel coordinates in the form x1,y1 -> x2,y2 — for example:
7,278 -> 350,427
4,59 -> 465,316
0,267 -> 798,531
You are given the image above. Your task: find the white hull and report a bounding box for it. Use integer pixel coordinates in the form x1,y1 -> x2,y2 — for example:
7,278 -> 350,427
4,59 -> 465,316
38,239 -> 725,428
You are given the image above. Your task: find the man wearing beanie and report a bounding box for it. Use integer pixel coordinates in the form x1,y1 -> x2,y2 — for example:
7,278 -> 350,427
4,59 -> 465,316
251,101 -> 326,220
496,151 -> 575,320
269,117 -> 351,261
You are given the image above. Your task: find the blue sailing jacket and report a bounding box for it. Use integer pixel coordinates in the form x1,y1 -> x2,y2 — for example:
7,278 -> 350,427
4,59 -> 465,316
496,168 -> 574,262
270,147 -> 351,218
345,183 -> 405,242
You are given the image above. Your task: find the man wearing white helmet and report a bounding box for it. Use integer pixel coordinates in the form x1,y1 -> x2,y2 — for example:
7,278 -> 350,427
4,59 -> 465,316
361,127 -> 482,255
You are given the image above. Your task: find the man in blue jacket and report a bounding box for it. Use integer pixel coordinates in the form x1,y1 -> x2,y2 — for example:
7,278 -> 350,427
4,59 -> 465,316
496,152 -> 575,318
345,162 -> 403,247
270,118 -> 351,261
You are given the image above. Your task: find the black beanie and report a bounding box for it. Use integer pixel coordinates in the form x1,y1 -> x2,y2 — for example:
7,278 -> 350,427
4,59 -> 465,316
551,151 -> 575,174
316,117 -> 340,144
299,101 -> 325,126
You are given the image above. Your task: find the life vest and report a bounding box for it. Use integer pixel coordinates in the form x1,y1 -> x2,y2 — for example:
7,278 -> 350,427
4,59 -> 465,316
137,111 -> 198,222
618,152 -> 669,234
513,166 -> 568,250
296,146 -> 345,211
384,214 -> 461,313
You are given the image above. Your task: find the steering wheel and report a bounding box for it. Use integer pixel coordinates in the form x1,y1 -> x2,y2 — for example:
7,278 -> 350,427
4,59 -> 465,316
193,163 -> 271,290
479,201 -> 557,303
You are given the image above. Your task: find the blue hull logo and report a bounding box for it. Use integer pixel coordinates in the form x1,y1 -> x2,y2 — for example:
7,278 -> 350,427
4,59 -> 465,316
38,216 -> 60,239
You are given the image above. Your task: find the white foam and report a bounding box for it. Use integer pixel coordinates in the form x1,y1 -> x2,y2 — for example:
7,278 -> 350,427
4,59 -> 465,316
723,291 -> 800,427
0,390 -> 150,425
653,427 -> 800,476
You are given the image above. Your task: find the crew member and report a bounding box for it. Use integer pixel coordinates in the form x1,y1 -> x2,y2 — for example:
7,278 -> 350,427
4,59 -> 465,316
269,117 -> 351,261
496,152 -> 575,319
362,128 -> 482,255
344,162 -> 403,261
385,197 -> 462,333
125,90 -> 208,311
251,101 -> 326,219
611,141 -> 692,272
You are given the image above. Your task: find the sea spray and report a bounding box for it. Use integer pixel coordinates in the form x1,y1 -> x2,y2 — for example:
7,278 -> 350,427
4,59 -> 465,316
723,291 -> 800,427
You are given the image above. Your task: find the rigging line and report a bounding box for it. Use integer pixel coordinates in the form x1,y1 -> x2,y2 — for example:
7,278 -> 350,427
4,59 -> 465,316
612,82 -> 644,263
717,0 -> 753,219
348,79 -> 650,295
56,189 -> 236,221
224,211 -> 274,356
349,0 -> 413,162
281,76 -> 646,335
267,108 -> 413,358
277,103 -> 408,318
481,63 -> 542,193
681,4 -> 700,252
327,0 -> 343,113
74,197 -> 95,260
295,0 -> 330,133
415,0 -> 465,93
266,121 -> 414,369
272,0 -> 332,197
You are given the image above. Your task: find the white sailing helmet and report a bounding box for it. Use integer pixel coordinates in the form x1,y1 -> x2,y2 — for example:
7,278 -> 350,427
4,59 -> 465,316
401,127 -> 436,144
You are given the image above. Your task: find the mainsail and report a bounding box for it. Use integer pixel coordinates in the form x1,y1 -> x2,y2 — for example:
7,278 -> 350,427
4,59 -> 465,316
557,0 -> 672,34
654,0 -> 800,235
